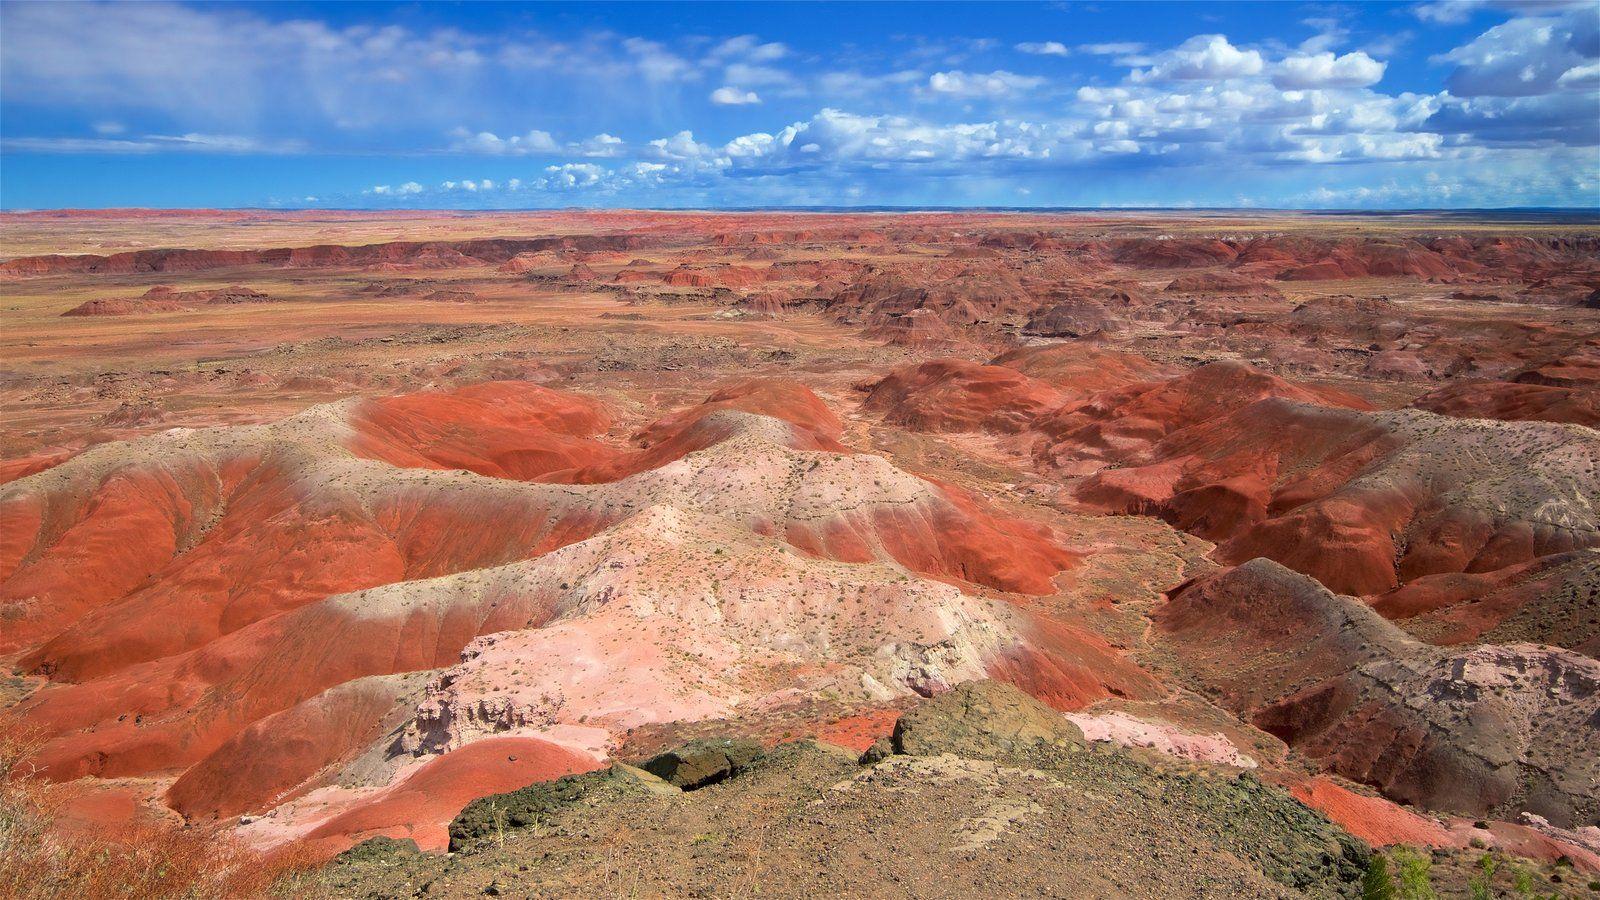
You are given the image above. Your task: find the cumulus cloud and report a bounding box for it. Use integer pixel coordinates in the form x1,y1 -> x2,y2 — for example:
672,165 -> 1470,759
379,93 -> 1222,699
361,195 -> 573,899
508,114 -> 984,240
1272,51 -> 1387,88
0,1 -> 785,143
1426,91 -> 1600,146
576,133 -> 626,157
5,1 -> 1595,209
367,181 -> 424,196
1436,9 -> 1597,96
1418,6 -> 1599,147
445,127 -> 636,158
1558,61 -> 1600,88
925,70 -> 1046,97
538,163 -> 615,191
448,128 -> 560,154
1131,35 -> 1264,82
716,108 -> 1076,173
1408,0 -> 1587,24
710,86 -> 761,105
1015,41 -> 1070,57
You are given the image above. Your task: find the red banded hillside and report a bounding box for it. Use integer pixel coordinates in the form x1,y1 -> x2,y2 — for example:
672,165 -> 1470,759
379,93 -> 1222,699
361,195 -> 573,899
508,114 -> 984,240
0,375 -> 1141,855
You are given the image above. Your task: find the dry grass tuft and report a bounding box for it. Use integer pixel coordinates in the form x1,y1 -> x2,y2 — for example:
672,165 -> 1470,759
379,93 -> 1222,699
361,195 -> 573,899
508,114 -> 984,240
0,732 -> 324,899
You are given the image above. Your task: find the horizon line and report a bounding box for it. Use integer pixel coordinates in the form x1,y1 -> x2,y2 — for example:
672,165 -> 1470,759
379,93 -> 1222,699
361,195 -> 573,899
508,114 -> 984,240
5,204 -> 1599,216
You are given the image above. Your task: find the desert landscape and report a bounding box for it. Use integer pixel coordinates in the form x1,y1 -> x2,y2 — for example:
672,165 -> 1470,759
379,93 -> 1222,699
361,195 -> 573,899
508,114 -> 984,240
2,206 -> 1598,897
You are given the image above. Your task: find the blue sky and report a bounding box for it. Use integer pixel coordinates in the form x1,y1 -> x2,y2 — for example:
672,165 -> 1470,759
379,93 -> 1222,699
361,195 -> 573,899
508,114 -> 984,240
1,0 -> 1597,209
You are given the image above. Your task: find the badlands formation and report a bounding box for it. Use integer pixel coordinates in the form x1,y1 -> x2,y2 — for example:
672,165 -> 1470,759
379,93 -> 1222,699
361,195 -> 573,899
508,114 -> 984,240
2,208 -> 1599,897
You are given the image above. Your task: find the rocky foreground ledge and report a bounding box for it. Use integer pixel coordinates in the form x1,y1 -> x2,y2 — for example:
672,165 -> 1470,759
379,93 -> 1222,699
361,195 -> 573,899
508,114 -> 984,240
320,682 -> 1590,899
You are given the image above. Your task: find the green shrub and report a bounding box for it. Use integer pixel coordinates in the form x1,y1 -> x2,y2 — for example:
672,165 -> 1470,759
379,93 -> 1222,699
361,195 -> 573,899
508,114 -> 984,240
1363,854 -> 1395,900
1390,848 -> 1436,900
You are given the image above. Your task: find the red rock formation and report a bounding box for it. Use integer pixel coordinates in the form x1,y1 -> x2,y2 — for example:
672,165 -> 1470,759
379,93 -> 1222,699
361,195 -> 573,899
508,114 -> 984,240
298,737 -> 602,855
1158,559 -> 1599,826
347,381 -> 617,480
1164,272 -> 1284,298
828,270 -> 1038,329
1021,283 -> 1146,337
1033,360 -> 1371,474
862,360 -> 1068,434
1289,778 -> 1454,848
1,377 -> 1096,838
861,308 -> 966,349
988,343 -> 1173,394
662,264 -> 765,288
1409,380 -> 1600,427
60,284 -> 270,316
1369,550 -> 1599,653
1038,360 -> 1596,601
2,235 -> 647,278
1114,238 -> 1238,268
165,673 -> 428,820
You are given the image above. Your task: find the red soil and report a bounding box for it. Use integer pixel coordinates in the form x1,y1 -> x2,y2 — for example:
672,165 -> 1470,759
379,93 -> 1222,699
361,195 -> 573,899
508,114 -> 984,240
813,709 -> 902,753
300,737 -> 603,857
989,344 -> 1173,394
862,360 -> 1069,434
662,264 -> 766,288
348,381 -> 618,480
1,377 -> 1083,817
166,675 -> 423,820
1,236 -> 647,278
987,610 -> 1162,711
1409,380 -> 1600,427
1289,777 -> 1454,847
1164,272 -> 1284,298
1034,360 -> 1372,474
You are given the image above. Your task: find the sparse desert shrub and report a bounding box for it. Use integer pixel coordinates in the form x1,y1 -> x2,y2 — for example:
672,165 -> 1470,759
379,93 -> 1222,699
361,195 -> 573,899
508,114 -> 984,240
1391,848 -> 1436,900
1468,852 -> 1498,900
0,732 -> 319,899
1363,849 -> 1438,900
1363,854 -> 1396,900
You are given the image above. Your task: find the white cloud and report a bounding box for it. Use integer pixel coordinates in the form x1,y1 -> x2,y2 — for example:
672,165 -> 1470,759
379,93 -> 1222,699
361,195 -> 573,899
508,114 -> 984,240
1131,35 -> 1264,82
649,130 -> 720,162
1426,90 -> 1600,146
708,35 -> 788,63
1298,17 -> 1351,54
1558,61 -> 1600,88
718,108 -> 1075,172
448,127 -> 560,154
539,162 -> 612,190
1436,10 -> 1597,97
1273,51 -> 1387,88
576,133 -> 625,157
925,70 -> 1046,98
367,181 -> 424,196
710,86 -> 762,105
1413,1 -> 1482,24
1,132 -> 304,153
1079,42 -> 1146,55
6,1 -> 1595,209
622,37 -> 698,83
814,68 -> 925,98
1281,131 -> 1443,162
1016,41 -> 1070,57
